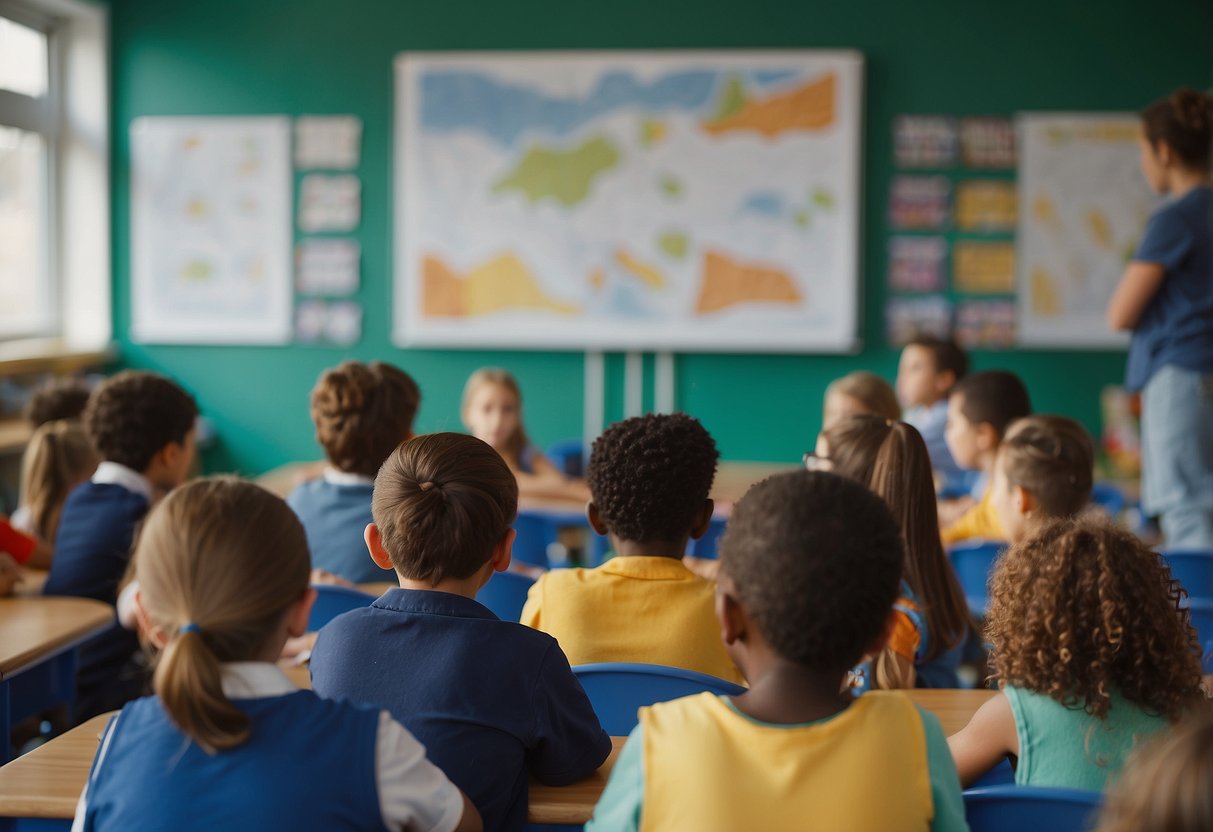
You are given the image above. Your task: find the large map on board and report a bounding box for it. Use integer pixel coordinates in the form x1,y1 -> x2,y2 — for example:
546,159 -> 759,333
131,117 -> 292,344
394,51 -> 863,352
1016,114 -> 1158,348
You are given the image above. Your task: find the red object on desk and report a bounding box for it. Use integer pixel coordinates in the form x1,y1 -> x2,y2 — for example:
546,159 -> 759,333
0,518 -> 37,565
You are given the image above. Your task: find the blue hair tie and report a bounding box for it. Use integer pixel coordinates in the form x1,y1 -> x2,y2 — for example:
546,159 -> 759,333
180,622 -> 202,635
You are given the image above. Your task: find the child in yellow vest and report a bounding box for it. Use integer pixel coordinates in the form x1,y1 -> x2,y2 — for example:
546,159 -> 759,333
586,470 -> 969,832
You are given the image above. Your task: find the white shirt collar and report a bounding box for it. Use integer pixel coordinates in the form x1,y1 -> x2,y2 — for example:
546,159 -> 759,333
220,662 -> 298,698
92,461 -> 155,502
323,467 -> 375,487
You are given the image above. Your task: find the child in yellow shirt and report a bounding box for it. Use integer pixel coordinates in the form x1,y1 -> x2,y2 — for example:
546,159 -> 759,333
520,413 -> 741,684
586,470 -> 968,832
941,371 -> 1032,544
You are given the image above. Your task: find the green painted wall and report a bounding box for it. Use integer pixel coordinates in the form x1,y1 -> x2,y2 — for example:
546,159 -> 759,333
109,0 -> 1213,475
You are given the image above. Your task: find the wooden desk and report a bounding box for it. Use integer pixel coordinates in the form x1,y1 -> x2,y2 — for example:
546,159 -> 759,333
0,688 -> 995,828
0,597 -> 113,765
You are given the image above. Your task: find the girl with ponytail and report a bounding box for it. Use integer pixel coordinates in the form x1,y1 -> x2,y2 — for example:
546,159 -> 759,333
1108,86 -> 1213,549
74,477 -> 481,832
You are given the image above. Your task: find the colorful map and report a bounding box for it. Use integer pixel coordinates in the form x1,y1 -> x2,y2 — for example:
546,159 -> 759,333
1016,115 -> 1157,348
395,52 -> 863,351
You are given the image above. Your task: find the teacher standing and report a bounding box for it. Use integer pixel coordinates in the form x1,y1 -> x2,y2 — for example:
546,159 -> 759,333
1107,88 -> 1213,548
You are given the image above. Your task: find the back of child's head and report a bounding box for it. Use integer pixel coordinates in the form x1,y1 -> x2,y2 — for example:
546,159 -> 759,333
136,477 -> 311,752
720,470 -> 903,672
1141,87 -> 1213,171
904,337 -> 968,386
372,432 -> 518,583
950,370 -> 1032,437
987,516 -> 1204,722
1096,710 -> 1213,832
821,415 -> 969,660
20,420 -> 99,543
824,371 -> 901,426
586,412 -> 718,543
999,415 -> 1095,518
24,377 -> 92,428
461,367 -> 530,461
86,371 -> 198,472
310,361 -> 420,477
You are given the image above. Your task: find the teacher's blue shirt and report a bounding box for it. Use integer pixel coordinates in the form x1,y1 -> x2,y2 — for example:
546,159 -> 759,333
1126,185 -> 1213,392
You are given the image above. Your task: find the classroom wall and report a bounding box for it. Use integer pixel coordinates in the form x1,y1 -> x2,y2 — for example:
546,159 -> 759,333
108,0 -> 1213,475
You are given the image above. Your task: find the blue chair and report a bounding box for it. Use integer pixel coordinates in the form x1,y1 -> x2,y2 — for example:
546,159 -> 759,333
513,512 -> 561,568
1160,548 -> 1213,600
963,785 -> 1102,832
573,662 -> 746,736
688,516 -> 727,559
546,438 -> 587,477
948,541 -> 1006,617
476,571 -> 536,623
308,584 -> 376,631
1089,483 -> 1126,519
1182,598 -> 1213,672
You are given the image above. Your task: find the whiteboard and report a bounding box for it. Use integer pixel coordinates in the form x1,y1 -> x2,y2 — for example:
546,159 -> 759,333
131,117 -> 293,344
1016,113 -> 1158,348
394,50 -> 864,352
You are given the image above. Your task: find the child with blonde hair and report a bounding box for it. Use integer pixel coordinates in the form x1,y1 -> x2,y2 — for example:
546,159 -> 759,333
461,368 -> 589,501
73,478 -> 480,832
822,370 -> 901,430
948,516 -> 1205,789
17,419 -> 100,547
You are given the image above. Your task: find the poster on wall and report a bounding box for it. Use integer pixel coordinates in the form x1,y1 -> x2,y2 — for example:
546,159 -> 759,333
1016,114 -> 1157,348
130,117 -> 292,344
394,50 -> 864,352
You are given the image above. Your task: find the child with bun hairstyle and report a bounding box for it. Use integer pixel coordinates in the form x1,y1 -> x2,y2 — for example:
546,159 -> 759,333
815,415 -> 970,689
948,516 -> 1205,790
73,478 -> 480,832
1108,87 -> 1213,549
288,361 -> 420,583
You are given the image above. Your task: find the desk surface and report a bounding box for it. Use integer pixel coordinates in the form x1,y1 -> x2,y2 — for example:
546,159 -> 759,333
0,688 -> 994,823
0,596 -> 114,680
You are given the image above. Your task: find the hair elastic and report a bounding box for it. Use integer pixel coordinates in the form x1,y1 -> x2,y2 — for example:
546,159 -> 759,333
180,622 -> 202,635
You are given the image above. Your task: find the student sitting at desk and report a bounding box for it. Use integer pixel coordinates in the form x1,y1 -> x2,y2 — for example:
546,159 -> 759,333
310,433 -> 610,832
521,413 -> 743,685
74,478 -> 479,832
586,471 -> 967,831
287,360 -> 420,583
44,371 -> 198,722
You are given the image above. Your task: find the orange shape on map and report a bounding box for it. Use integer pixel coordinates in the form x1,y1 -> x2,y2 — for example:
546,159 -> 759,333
422,253 -> 580,318
701,74 -> 836,139
696,250 -> 802,315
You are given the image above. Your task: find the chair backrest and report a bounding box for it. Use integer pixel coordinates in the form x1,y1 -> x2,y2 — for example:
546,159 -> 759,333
963,785 -> 1103,832
948,540 -> 1006,617
308,584 -> 376,631
475,570 -> 536,623
688,516 -> 728,560
1182,597 -> 1213,673
573,662 -> 746,736
545,438 -> 587,478
1089,483 -> 1126,519
1160,549 -> 1213,601
512,512 -> 560,568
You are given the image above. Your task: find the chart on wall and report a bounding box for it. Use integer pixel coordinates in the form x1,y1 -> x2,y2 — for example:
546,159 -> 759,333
1016,114 -> 1157,348
394,51 -> 863,352
131,117 -> 292,344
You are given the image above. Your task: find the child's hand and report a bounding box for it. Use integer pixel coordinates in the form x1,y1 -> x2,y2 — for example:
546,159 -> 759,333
309,568 -> 356,588
0,553 -> 21,597
281,631 -> 318,661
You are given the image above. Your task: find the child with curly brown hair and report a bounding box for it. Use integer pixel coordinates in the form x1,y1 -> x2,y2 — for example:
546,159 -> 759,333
287,361 -> 420,583
948,516 -> 1206,790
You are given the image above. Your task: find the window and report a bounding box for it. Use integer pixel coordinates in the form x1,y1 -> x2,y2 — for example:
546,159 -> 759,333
0,0 -> 109,352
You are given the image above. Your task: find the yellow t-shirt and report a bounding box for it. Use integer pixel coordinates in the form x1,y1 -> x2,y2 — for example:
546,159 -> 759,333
520,556 -> 744,685
941,483 -> 1005,545
639,692 -> 934,832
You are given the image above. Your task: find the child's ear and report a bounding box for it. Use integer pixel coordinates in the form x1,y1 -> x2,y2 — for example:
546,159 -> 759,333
689,499 -> 715,540
586,502 -> 609,536
364,523 -> 395,570
934,370 -> 957,397
716,583 -> 747,646
489,528 -> 515,574
133,588 -> 168,648
287,587 -> 317,638
975,422 -> 1001,453
1013,484 -> 1035,516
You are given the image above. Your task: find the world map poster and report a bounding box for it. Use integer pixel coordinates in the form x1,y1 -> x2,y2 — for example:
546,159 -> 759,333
394,51 -> 863,352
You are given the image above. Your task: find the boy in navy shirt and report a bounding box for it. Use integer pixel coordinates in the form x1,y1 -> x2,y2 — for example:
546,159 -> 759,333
310,433 -> 611,832
44,370 -> 198,721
